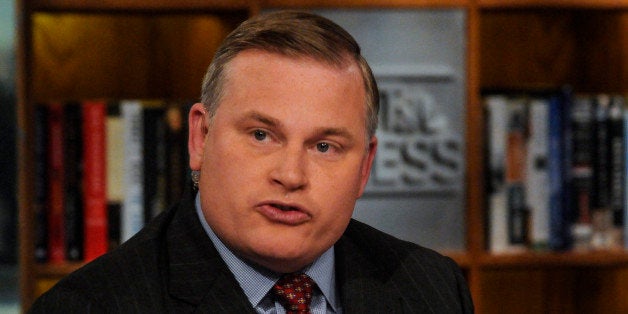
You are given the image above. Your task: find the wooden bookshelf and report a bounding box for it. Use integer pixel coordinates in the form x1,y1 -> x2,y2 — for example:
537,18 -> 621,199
478,251 -> 628,268
16,0 -> 628,312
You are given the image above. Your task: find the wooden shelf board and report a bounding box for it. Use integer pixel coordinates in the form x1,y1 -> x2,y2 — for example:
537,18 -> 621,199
479,0 -> 628,9
441,251 -> 471,268
27,0 -> 252,12
34,262 -> 84,277
477,251 -> 628,268
263,0 -> 469,8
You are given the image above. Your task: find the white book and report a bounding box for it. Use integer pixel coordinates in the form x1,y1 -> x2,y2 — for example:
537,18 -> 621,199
486,95 -> 529,253
526,98 -> 550,249
485,95 -> 510,253
121,100 -> 144,242
485,95 -> 508,194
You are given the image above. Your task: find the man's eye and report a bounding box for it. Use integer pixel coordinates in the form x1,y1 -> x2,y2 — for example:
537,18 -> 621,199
316,142 -> 330,153
253,130 -> 267,141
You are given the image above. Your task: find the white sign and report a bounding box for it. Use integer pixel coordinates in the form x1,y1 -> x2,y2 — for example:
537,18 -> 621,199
366,78 -> 463,194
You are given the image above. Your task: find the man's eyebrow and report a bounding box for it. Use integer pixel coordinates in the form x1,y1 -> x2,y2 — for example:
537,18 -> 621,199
239,111 -> 282,127
316,127 -> 354,140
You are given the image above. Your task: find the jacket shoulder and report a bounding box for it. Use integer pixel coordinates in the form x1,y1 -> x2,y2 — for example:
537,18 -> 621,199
343,219 -> 448,265
28,206 -> 178,313
338,219 -> 474,313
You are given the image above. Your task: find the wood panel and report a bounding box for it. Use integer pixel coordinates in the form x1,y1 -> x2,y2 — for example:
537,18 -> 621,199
29,0 -> 251,11
263,0 -> 469,8
479,0 -> 628,9
585,267 -> 628,313
479,267 -> 628,314
31,13 -> 246,102
478,268 -> 551,314
574,11 -> 628,93
480,10 -> 579,90
481,9 -> 628,93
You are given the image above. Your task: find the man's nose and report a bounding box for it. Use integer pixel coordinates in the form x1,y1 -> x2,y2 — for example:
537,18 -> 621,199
269,146 -> 309,191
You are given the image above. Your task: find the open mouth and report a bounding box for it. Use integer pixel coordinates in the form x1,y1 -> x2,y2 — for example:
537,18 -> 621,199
274,204 -> 298,212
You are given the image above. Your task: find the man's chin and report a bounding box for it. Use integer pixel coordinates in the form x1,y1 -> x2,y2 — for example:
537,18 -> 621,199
247,247 -> 319,273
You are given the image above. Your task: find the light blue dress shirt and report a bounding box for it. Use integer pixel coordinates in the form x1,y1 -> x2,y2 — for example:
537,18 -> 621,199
195,193 -> 341,313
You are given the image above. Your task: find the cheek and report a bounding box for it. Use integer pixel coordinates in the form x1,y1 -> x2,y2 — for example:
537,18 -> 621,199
202,139 -> 256,185
324,160 -> 366,198
313,164 -> 364,218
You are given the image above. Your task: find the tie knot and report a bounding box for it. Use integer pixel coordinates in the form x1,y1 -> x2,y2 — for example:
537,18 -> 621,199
272,273 -> 314,314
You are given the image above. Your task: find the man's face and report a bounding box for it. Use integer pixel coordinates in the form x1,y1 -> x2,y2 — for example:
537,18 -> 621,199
188,50 -> 377,273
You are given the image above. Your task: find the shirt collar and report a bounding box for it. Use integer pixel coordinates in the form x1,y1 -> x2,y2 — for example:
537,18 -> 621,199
194,193 -> 339,311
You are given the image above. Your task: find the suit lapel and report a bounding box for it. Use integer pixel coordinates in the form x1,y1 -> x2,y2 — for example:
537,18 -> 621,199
165,187 -> 256,313
335,222 -> 399,313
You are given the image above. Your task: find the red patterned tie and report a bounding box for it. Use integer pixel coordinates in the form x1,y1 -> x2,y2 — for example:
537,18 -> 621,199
272,273 -> 314,314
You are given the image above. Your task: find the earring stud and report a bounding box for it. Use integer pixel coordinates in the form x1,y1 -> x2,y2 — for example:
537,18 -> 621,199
191,170 -> 200,189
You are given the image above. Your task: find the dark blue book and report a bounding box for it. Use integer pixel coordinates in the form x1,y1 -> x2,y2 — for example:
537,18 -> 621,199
548,87 -> 574,251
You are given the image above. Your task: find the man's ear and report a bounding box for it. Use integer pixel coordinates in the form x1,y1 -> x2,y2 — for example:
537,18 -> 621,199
188,103 -> 209,170
357,136 -> 378,198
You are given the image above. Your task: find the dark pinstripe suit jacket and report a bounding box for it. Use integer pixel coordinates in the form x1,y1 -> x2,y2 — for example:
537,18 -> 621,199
29,185 -> 474,313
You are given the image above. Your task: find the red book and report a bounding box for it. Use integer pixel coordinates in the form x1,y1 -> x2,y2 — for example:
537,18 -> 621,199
47,103 -> 66,263
82,100 -> 109,261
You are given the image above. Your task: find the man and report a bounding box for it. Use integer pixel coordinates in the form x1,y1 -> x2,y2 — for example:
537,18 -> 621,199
30,10 -> 473,313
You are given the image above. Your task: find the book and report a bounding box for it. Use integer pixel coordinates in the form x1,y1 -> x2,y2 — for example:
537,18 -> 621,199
504,97 -> 529,249
608,95 -> 625,245
62,102 -> 83,261
121,100 -> 144,243
525,97 -> 550,250
623,101 -> 628,248
46,103 -> 66,263
592,95 -> 611,213
569,95 -> 595,251
165,102 -> 189,206
34,105 -> 49,262
484,95 -> 516,253
590,94 -> 614,249
485,95 -> 508,196
143,103 -> 168,222
106,104 -> 124,250
82,100 -> 108,261
548,88 -> 574,251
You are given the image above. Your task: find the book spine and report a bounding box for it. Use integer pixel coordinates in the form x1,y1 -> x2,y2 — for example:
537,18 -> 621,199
165,103 -> 187,205
121,100 -> 144,242
609,96 -> 625,236
590,94 -> 615,249
106,103 -> 124,250
34,105 -> 49,262
484,95 -> 510,253
143,104 -> 168,222
505,98 -> 528,248
624,102 -> 628,249
63,102 -> 83,261
47,103 -> 66,263
82,100 -> 108,261
561,89 -> 575,247
526,98 -> 550,250
569,95 -> 595,251
592,95 -> 611,213
548,90 -> 572,251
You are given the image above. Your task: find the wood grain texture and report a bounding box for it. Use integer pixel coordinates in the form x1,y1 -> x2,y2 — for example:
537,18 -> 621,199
31,13 -> 246,102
